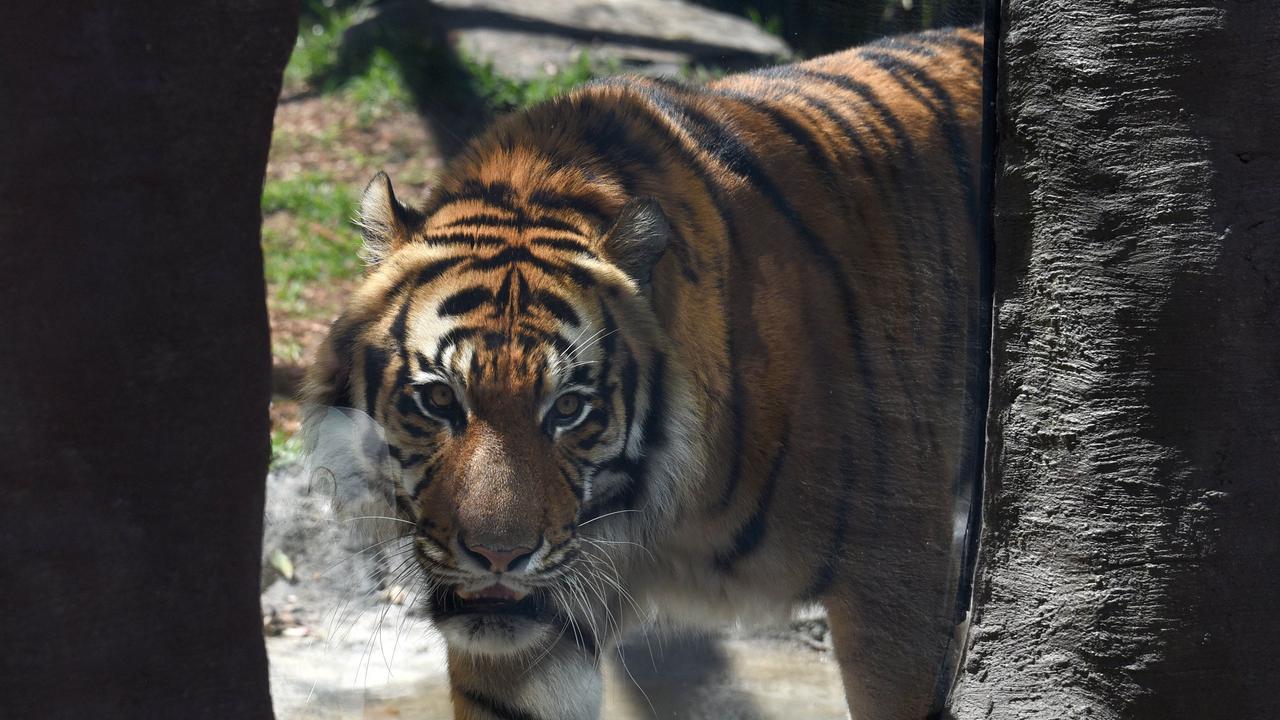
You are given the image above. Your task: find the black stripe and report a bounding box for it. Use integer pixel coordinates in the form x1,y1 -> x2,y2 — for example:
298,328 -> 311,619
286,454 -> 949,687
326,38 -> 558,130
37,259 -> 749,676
394,383 -> 419,420
802,435 -> 856,599
857,50 -> 976,399
433,326 -> 481,365
714,433 -> 789,573
869,35 -> 938,57
560,467 -> 584,501
413,256 -> 466,287
526,189 -> 609,227
512,325 -> 573,356
575,410 -> 609,451
569,364 -> 592,385
378,257 -> 467,359
759,74 -> 888,200
563,108 -> 644,196
643,81 -> 880,515
423,232 -> 508,247
411,463 -> 436,497
361,345 -> 390,417
457,689 -> 546,720
394,495 -> 415,517
531,290 -> 581,326
437,212 -> 522,229
763,73 -> 932,449
389,293 -> 414,357
438,287 -> 493,317
483,331 -> 507,350
529,216 -> 586,234
638,352 -> 668,450
437,211 -> 586,236
514,268 -> 532,314
918,28 -> 983,61
586,347 -> 670,515
794,68 -> 923,171
429,179 -> 519,215
859,50 -> 978,232
709,89 -> 857,227
516,323 -> 574,357
570,89 -> 702,283
581,458 -> 642,519
491,267 -> 516,315
617,352 -> 639,454
793,65 -> 954,423
465,245 -> 599,288
621,82 -> 750,513
530,236 -> 596,257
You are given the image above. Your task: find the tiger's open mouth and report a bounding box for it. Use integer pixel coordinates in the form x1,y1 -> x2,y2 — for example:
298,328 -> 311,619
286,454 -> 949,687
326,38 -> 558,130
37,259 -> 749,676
431,584 -> 549,620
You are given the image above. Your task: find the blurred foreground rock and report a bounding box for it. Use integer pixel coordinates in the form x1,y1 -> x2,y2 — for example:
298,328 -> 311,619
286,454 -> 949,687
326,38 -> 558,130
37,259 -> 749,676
261,463 -> 845,719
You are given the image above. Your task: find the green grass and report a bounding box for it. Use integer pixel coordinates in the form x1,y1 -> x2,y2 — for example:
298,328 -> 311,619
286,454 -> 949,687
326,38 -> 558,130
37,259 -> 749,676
284,2 -> 414,122
283,0 -> 610,117
261,173 -> 361,314
462,52 -> 603,114
284,2 -> 357,92
346,47 -> 414,124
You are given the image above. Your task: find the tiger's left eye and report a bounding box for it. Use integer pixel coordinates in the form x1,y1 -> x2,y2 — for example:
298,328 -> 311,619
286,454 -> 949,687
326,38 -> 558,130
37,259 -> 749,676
550,393 -> 585,424
427,383 -> 455,409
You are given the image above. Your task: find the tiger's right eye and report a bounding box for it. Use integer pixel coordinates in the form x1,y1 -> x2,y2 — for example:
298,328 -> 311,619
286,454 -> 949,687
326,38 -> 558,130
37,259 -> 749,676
413,382 -> 464,427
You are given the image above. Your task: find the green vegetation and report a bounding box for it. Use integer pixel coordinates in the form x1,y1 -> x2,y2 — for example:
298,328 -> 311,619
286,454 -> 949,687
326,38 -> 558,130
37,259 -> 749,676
261,173 -> 361,314
285,2 -> 414,124
745,7 -> 784,38
283,0 -> 608,117
270,426 -> 304,468
463,52 -> 602,114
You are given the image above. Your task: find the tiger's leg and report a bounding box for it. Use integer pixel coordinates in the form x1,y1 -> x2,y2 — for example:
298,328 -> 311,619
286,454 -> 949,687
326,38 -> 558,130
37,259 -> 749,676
446,632 -> 602,720
824,592 -> 948,720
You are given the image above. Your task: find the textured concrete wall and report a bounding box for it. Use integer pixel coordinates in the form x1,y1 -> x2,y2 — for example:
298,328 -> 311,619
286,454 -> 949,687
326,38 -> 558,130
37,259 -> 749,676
950,1 -> 1280,718
0,2 -> 295,717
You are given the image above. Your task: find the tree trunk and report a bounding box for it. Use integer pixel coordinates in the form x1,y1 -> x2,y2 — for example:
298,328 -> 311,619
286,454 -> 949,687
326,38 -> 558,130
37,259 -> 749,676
950,1 -> 1280,717
0,2 -> 295,718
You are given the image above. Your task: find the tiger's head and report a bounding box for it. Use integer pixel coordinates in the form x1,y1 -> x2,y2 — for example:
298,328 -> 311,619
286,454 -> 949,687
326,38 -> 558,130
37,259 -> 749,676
302,170 -> 702,655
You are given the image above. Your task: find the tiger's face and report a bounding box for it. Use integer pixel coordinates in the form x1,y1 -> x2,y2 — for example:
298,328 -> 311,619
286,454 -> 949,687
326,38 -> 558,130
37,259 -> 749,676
306,173 -> 692,655
379,249 -> 633,653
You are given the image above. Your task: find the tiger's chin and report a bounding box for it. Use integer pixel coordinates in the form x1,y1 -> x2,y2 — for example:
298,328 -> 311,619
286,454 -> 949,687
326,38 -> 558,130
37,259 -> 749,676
428,585 -> 557,656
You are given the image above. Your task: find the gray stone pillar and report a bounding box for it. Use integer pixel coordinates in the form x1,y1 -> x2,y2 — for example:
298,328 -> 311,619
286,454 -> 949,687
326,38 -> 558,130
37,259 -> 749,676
950,1 -> 1280,717
0,2 -> 296,717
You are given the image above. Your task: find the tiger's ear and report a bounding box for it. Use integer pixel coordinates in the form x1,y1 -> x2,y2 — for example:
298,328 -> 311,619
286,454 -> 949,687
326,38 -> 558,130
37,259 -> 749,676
357,172 -> 422,266
601,197 -> 670,289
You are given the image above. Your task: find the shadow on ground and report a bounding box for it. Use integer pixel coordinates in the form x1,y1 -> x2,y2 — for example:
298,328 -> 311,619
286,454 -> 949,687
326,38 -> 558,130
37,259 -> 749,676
300,0 -> 793,157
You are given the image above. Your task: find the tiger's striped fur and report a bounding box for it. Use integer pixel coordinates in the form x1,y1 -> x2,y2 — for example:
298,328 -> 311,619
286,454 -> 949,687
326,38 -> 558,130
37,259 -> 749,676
304,26 -> 984,720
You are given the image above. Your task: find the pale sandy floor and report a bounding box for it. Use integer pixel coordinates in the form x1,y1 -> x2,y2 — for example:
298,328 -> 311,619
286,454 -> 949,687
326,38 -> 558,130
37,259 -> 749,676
263,463 -> 848,720
266,607 -> 848,720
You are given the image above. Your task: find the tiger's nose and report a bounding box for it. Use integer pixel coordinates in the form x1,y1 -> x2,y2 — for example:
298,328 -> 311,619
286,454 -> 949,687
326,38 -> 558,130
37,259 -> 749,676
459,536 -> 535,573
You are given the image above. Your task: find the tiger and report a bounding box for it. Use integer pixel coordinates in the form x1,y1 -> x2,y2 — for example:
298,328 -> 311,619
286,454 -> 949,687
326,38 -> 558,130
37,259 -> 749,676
302,25 -> 985,720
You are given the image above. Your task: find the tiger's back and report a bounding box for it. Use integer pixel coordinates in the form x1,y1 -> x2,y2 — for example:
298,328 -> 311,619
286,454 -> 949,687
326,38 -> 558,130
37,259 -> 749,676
307,26 -> 984,720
